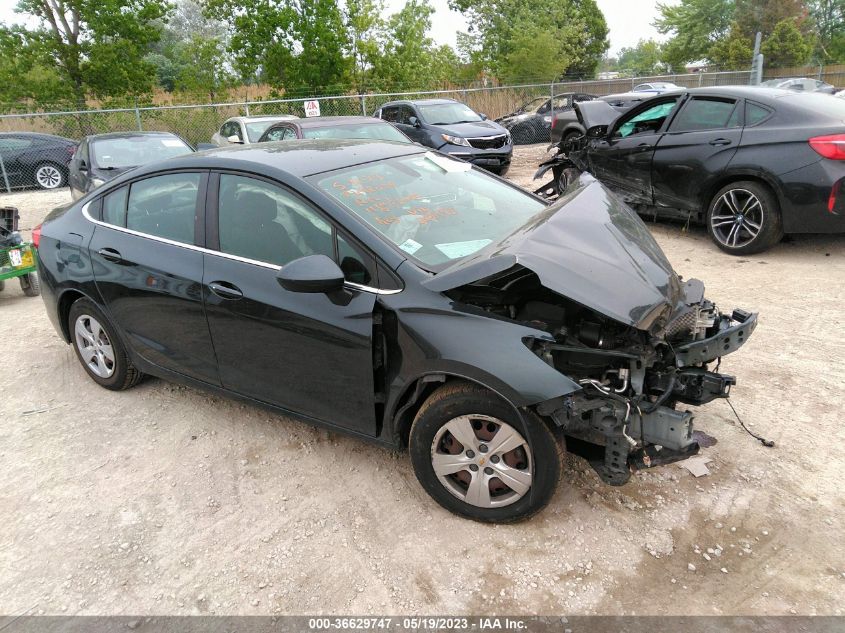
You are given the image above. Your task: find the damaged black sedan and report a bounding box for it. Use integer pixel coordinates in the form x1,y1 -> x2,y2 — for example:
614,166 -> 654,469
35,140 -> 755,522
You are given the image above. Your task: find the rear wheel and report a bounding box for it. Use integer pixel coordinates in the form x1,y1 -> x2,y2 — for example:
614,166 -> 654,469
706,181 -> 783,255
34,163 -> 65,190
409,382 -> 562,523
68,298 -> 142,390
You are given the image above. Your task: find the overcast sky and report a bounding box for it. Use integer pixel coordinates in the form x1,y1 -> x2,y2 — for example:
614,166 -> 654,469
0,0 -> 671,56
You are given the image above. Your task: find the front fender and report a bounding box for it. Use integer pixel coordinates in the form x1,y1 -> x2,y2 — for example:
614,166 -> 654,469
390,307 -> 581,409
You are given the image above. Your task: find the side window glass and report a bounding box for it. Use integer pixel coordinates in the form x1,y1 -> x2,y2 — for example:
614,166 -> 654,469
282,127 -> 297,140
126,173 -> 200,244
669,98 -> 738,132
337,232 -> 374,285
218,174 -> 333,267
381,107 -> 399,123
263,128 -> 285,142
221,122 -> 231,137
399,106 -> 416,124
615,100 -> 678,138
101,186 -> 128,226
745,103 -> 772,126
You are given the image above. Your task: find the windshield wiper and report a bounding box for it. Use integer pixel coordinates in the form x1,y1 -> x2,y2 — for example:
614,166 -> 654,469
97,166 -> 120,170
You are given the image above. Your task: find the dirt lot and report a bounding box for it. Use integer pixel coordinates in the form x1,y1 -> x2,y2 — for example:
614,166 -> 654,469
1,147 -> 844,616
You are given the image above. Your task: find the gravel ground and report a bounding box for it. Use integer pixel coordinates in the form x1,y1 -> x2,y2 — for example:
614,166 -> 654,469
1,150 -> 844,616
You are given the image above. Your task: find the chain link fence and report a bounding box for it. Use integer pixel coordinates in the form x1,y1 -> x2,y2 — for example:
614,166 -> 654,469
0,67 -> 841,193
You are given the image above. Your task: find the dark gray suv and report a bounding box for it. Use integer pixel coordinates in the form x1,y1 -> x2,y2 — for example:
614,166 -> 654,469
374,98 -> 512,175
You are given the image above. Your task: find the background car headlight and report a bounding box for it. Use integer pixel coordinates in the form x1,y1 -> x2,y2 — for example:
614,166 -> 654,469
441,134 -> 471,147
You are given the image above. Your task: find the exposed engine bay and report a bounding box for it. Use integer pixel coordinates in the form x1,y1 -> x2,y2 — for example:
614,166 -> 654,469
446,265 -> 757,485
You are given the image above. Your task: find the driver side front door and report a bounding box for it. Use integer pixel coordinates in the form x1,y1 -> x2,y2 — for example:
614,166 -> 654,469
588,97 -> 681,203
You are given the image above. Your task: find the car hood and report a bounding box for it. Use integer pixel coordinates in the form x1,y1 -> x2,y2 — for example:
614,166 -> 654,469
423,175 -> 683,330
434,120 -> 507,138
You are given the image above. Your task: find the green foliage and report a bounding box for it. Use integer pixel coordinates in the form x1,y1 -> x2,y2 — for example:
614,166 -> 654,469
654,0 -> 735,68
616,39 -> 665,75
449,0 -> 608,80
345,0 -> 384,91
761,17 -> 814,65
708,21 -> 755,68
808,0 -> 845,62
12,0 -> 171,106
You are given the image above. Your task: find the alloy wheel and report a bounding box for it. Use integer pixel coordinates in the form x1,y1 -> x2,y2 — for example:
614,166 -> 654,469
431,414 -> 533,508
74,314 -> 116,378
709,188 -> 764,249
35,165 -> 62,189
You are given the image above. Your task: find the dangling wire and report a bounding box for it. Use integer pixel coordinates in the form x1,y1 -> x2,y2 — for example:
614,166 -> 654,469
727,399 -> 774,447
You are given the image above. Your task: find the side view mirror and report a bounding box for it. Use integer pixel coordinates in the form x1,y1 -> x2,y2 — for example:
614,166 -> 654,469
277,254 -> 345,294
227,135 -> 243,144
586,125 -> 608,139
78,159 -> 88,170
408,116 -> 421,128
479,113 -> 488,120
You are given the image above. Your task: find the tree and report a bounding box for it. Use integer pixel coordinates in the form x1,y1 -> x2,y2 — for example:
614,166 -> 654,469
654,0 -> 734,68
708,21 -> 755,68
0,26 -> 70,106
345,0 -> 384,92
174,35 -> 234,99
734,0 -> 811,40
205,0 -> 349,91
761,17 -> 813,65
9,0 -> 172,107
616,39 -> 665,75
807,0 -> 845,61
449,0 -> 608,81
372,0 -> 453,89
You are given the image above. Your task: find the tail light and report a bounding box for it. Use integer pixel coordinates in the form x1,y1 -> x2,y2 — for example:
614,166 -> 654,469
809,134 -> 845,160
32,223 -> 42,249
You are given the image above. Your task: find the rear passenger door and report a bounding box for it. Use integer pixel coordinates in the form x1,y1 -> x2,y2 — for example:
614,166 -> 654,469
88,171 -> 220,385
201,172 -> 380,435
651,95 -> 743,210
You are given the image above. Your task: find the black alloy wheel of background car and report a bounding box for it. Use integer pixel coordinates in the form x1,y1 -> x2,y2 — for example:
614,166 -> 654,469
36,139 -> 756,522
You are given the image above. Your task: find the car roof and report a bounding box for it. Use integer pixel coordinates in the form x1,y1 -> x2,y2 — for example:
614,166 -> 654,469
86,131 -> 184,141
229,115 -> 299,122
379,98 -> 459,107
0,131 -> 75,143
141,139 -> 425,179
289,116 -> 390,128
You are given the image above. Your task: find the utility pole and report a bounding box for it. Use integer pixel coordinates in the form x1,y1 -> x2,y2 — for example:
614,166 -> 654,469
750,32 -> 764,85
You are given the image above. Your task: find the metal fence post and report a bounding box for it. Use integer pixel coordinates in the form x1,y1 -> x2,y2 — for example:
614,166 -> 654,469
360,94 -> 367,116
0,150 -> 11,194
245,103 -> 250,116
134,99 -> 142,131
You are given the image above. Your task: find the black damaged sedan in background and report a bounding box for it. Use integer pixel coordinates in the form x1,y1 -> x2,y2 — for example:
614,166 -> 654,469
35,140 -> 755,522
564,87 -> 845,254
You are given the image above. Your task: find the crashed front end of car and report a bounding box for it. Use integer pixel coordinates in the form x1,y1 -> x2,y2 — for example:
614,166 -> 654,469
428,176 -> 756,485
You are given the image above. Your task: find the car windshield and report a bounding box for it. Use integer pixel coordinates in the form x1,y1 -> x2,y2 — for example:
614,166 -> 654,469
91,136 -> 192,169
418,103 -> 482,125
301,123 -> 411,143
245,120 -> 287,142
310,152 -> 546,269
517,97 -> 548,114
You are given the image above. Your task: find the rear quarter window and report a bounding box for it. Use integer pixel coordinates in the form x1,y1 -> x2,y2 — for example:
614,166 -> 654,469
745,102 -> 773,126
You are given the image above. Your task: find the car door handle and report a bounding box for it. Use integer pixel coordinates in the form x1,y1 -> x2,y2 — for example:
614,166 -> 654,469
97,247 -> 125,264
208,281 -> 243,300
709,138 -> 732,146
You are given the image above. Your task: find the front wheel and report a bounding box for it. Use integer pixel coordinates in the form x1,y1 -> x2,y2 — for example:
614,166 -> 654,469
409,382 -> 562,523
706,181 -> 783,255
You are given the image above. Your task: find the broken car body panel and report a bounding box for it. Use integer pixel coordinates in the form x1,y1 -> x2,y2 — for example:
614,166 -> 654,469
424,177 -> 682,330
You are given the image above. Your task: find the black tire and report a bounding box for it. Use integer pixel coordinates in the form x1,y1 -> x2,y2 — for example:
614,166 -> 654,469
68,297 -> 143,390
706,180 -> 783,255
409,381 -> 562,523
33,162 -> 66,190
19,271 -> 40,297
